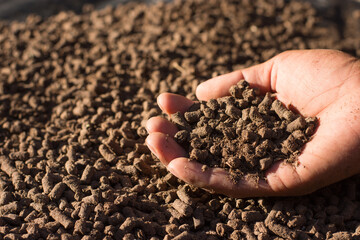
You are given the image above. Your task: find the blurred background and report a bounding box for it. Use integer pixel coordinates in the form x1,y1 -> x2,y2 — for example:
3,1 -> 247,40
0,0 -> 358,38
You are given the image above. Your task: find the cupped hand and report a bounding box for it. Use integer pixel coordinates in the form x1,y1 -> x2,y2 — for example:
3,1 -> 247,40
146,49 -> 360,198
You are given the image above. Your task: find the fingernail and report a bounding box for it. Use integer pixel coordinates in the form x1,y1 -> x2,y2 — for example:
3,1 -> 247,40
195,83 -> 203,96
167,162 -> 179,177
145,121 -> 151,134
145,138 -> 159,159
157,95 -> 165,112
158,102 -> 164,112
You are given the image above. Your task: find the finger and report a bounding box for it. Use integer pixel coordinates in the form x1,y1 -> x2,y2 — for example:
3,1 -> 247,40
196,60 -> 275,101
264,150 -> 334,196
167,158 -> 273,198
264,160 -> 314,196
146,132 -> 275,198
145,132 -> 188,165
157,93 -> 194,115
146,116 -> 178,137
196,71 -> 244,101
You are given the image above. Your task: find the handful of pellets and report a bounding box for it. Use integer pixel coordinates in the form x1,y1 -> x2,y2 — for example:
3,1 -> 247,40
172,80 -> 317,182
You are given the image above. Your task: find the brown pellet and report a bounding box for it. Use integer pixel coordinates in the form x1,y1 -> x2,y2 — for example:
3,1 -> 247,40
172,199 -> 193,217
99,144 -> 117,163
171,112 -> 191,131
49,182 -> 67,200
286,116 -> 306,132
271,100 -> 296,121
49,207 -> 74,229
41,172 -> 53,194
184,111 -> 201,123
80,165 -> 95,184
225,105 -> 242,119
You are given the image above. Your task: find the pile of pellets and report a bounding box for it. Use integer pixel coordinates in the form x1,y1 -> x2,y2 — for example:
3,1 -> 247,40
173,80 -> 317,182
0,0 -> 359,239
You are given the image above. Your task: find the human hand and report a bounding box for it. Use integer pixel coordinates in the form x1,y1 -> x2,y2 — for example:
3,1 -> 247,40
146,49 -> 360,197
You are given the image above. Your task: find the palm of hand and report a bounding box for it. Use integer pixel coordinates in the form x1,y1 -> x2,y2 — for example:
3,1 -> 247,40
146,50 -> 360,197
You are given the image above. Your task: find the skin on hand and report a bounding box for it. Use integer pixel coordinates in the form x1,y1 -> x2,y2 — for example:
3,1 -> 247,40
146,49 -> 360,198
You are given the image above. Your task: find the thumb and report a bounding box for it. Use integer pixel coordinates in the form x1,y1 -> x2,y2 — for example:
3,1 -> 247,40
196,58 -> 275,101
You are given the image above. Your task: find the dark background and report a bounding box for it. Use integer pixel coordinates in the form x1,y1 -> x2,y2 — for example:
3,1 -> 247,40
0,0 -> 161,20
0,0 -> 358,38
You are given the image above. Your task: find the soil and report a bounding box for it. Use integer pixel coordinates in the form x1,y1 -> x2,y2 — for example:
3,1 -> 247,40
0,0 -> 359,239
173,80 -> 317,182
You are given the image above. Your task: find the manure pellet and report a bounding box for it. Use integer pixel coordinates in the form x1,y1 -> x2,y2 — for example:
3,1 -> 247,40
174,81 -> 317,182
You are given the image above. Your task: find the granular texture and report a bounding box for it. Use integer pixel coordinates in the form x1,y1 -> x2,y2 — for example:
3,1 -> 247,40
173,80 -> 317,181
0,0 -> 359,239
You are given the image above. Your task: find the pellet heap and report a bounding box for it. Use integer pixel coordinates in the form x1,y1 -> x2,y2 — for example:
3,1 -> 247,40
0,0 -> 359,239
173,80 -> 317,182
